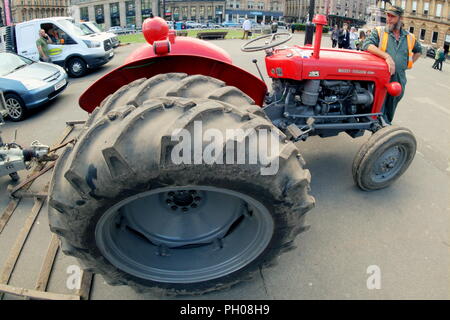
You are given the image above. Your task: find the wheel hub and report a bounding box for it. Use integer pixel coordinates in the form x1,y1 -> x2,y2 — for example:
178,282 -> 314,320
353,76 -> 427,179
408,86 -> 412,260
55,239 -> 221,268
95,186 -> 274,283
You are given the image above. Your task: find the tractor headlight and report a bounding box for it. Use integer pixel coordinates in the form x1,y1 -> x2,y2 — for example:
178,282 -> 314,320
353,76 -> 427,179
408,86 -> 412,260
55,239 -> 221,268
22,79 -> 46,90
83,40 -> 101,48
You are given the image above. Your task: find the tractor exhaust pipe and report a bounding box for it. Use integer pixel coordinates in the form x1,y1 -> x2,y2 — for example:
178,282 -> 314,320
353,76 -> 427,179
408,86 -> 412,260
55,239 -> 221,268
312,15 -> 328,59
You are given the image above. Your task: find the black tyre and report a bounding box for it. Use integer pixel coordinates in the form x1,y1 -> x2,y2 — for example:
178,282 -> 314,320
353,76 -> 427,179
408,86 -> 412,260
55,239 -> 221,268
4,93 -> 27,122
48,73 -> 314,295
352,125 -> 416,191
67,57 -> 87,77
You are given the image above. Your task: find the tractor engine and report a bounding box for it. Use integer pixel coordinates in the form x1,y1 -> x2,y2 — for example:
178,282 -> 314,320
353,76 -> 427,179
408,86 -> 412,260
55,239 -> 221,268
266,79 -> 375,137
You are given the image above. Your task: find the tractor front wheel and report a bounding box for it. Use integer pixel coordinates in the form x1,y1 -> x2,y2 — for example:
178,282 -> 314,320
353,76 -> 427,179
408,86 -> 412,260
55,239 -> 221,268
352,126 -> 417,191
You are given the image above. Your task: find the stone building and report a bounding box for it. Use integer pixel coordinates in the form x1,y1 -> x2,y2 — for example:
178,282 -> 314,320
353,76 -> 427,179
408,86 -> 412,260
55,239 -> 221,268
224,0 -> 285,23
284,0 -> 370,25
389,0 -> 449,49
5,0 -> 70,24
72,0 -> 227,29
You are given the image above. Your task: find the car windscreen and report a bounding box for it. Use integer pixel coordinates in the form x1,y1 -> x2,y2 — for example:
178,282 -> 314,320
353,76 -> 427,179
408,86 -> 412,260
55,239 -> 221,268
76,23 -> 95,35
0,53 -> 33,76
86,22 -> 103,33
58,19 -> 91,36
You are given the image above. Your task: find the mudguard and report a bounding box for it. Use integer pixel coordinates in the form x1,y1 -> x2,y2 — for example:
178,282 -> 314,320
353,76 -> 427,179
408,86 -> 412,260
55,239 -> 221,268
79,38 -> 267,112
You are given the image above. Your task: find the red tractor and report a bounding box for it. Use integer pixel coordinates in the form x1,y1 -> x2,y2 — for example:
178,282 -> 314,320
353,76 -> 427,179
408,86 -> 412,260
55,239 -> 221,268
48,16 -> 416,295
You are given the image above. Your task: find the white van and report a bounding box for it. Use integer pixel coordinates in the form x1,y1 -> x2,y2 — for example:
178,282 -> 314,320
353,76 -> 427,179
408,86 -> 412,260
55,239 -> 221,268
0,17 -> 114,77
78,21 -> 120,48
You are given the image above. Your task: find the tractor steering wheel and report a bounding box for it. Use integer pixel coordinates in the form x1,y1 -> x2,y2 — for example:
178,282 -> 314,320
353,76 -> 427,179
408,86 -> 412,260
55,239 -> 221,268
241,32 -> 293,52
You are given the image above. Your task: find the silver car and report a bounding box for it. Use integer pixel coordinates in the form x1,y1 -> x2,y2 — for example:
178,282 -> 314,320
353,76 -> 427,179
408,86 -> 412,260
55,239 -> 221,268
0,51 -> 68,121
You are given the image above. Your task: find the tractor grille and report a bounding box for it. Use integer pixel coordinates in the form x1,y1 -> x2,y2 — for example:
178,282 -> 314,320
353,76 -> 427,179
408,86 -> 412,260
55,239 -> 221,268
103,39 -> 112,51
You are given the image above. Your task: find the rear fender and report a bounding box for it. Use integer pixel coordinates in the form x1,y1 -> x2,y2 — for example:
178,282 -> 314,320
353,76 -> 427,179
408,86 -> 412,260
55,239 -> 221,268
79,55 -> 267,113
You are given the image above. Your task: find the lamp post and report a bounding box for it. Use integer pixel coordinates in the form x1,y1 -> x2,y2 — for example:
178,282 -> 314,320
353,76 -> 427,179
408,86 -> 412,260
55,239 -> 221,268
304,0 -> 315,45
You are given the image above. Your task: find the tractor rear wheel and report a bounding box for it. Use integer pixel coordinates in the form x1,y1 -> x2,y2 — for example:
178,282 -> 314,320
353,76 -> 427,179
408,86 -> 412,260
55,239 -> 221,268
48,74 -> 315,295
352,126 -> 416,191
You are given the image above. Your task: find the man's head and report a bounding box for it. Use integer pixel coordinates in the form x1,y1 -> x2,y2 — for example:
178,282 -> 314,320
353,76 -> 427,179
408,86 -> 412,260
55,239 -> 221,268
343,23 -> 348,30
385,5 -> 404,32
39,29 -> 46,37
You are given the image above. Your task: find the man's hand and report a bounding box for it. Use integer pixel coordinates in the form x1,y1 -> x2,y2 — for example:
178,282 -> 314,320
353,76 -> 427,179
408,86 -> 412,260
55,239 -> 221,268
385,55 -> 396,75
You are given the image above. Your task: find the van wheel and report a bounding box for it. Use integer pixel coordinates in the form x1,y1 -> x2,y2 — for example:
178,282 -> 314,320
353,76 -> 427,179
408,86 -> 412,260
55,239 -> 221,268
67,57 -> 87,77
4,93 -> 27,121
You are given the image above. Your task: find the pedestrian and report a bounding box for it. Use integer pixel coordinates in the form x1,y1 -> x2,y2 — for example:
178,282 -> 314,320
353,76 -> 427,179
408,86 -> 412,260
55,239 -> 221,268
338,23 -> 350,49
363,5 -> 422,124
432,47 -> 441,69
349,26 -> 358,50
436,47 -> 445,71
271,20 -> 278,34
242,18 -> 252,40
36,29 -> 53,63
331,24 -> 339,48
355,30 -> 366,50
291,23 -> 296,34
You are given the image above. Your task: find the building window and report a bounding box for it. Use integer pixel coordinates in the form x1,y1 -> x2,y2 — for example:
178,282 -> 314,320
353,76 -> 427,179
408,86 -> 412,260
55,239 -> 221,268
412,1 -> 417,13
420,29 -> 426,40
141,0 -> 152,20
110,3 -> 120,27
409,26 -> 414,34
190,7 -> 196,20
199,6 -> 205,19
432,31 -> 438,43
95,5 -> 104,24
80,7 -> 89,21
182,6 -> 188,20
248,1 -> 253,9
436,4 -> 442,17
423,2 -> 429,15
125,1 -> 135,27
401,0 -> 406,9
207,6 -> 212,19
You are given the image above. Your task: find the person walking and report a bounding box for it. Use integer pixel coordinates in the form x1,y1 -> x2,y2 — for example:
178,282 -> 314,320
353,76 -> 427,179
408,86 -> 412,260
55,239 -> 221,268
242,18 -> 252,40
271,20 -> 278,34
331,25 -> 339,48
355,30 -> 366,50
291,23 -> 296,34
436,47 -> 445,71
36,29 -> 53,63
363,5 -> 422,124
338,23 -> 350,49
432,47 -> 441,69
349,26 -> 358,50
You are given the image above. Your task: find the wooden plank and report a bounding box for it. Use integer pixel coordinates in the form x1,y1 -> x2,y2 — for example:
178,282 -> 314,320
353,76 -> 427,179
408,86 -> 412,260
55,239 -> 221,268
0,200 -> 19,234
34,234 -> 60,292
77,271 -> 93,300
0,283 -> 80,300
0,189 -> 47,286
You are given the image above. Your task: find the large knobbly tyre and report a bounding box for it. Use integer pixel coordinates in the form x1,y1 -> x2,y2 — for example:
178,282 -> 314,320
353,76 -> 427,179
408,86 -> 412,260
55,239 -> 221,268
48,73 -> 315,296
352,125 -> 417,191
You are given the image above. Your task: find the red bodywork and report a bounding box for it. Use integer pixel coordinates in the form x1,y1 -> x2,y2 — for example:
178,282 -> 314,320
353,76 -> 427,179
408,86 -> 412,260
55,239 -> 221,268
79,36 -> 267,112
80,15 -> 398,116
265,47 -> 391,114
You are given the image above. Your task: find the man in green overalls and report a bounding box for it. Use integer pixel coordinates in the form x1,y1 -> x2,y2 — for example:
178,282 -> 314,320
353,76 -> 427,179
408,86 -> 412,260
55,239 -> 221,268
36,29 -> 53,63
363,5 -> 422,124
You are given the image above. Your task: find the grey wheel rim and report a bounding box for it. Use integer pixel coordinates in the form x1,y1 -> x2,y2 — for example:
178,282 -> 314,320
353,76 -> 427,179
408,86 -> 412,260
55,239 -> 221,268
370,145 -> 408,183
71,61 -> 83,74
6,98 -> 22,119
95,186 -> 274,283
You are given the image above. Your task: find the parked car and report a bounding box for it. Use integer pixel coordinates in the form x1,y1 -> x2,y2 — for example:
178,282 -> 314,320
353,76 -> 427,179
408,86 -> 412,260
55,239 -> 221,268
0,51 -> 68,121
107,26 -> 125,34
78,21 -> 120,48
185,21 -> 202,29
221,21 -> 241,28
